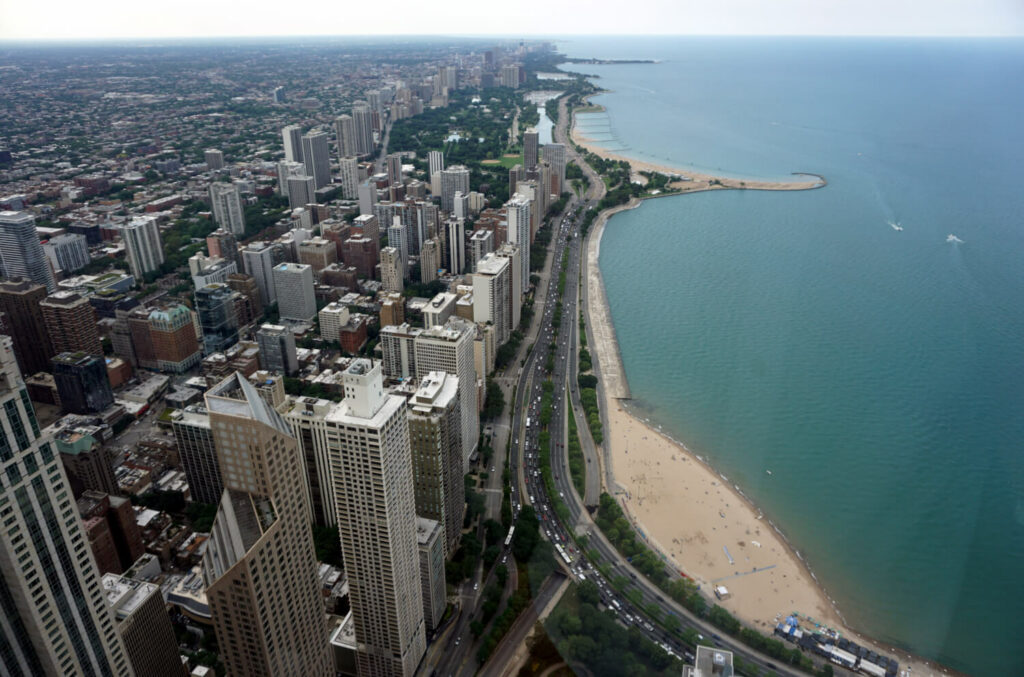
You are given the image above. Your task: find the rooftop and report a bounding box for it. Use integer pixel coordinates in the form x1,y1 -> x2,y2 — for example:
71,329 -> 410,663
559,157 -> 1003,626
102,573 -> 157,619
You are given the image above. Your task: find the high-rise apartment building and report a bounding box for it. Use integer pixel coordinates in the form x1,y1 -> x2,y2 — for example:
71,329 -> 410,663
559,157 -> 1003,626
282,124 -> 304,163
242,241 -> 285,306
380,246 -> 404,294
338,156 -> 360,200
207,228 -> 239,268
469,229 -> 495,272
0,210 -> 57,292
473,253 -> 512,346
287,174 -> 316,211
280,396 -> 336,528
327,360 -> 426,677
256,323 -> 298,375
414,319 -> 479,467
170,407 -> 223,505
416,517 -> 446,633
0,279 -> 53,376
335,114 -> 356,158
494,242 -> 523,328
379,323 -> 420,379
523,130 -> 539,169
428,150 -> 444,178
445,218 -> 466,275
209,182 -> 246,235
272,262 -> 316,322
505,193 -> 532,288
420,238 -> 441,284
148,304 -> 202,373
386,153 -> 403,187
340,236 -> 379,281
42,233 -> 90,275
297,237 -> 338,277
277,160 -> 305,199
387,216 -> 408,276
120,216 -> 164,281
101,573 -> 188,677
41,290 -> 102,356
440,165 -> 470,213
52,352 -> 114,414
542,142 -> 567,195
351,102 -> 375,157
195,283 -> 239,355
204,148 -> 225,170
0,336 -> 133,676
301,131 -> 332,189
202,374 -> 332,677
407,372 -> 464,557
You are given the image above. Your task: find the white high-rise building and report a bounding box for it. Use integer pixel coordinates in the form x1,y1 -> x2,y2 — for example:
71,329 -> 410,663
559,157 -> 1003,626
209,183 -> 246,235
242,241 -> 283,305
282,124 -> 304,163
327,360 -> 426,677
351,102 -> 375,157
473,253 -> 512,346
301,131 -> 331,189
0,336 -> 133,676
120,215 -> 164,281
338,156 -> 360,200
272,262 -> 316,322
414,318 -> 478,467
277,160 -> 305,198
445,218 -> 466,275
358,181 -> 378,216
469,229 -> 494,272
506,193 -> 531,288
380,246 -> 404,294
335,114 -> 356,158
440,165 -> 470,213
428,150 -> 444,178
42,232 -> 90,274
453,191 -> 469,220
318,301 -> 350,343
379,323 -> 421,379
495,242 -> 523,330
0,210 -> 57,292
387,216 -> 408,278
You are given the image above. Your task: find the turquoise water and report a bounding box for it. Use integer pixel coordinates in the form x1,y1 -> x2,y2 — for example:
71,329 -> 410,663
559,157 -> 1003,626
563,37 -> 1024,675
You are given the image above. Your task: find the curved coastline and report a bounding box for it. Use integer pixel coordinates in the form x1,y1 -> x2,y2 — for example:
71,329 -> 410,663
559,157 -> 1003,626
577,116 -> 957,677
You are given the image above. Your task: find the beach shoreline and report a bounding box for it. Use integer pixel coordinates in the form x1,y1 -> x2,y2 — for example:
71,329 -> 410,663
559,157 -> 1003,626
577,116 -> 956,677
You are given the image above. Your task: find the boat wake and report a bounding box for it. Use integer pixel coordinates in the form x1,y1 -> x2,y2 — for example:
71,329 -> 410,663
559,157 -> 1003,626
888,220 -> 903,232
947,234 -> 964,244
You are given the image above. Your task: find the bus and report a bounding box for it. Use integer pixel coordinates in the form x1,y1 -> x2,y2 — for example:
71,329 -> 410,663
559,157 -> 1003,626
504,526 -> 515,548
554,543 -> 572,566
526,417 -> 531,428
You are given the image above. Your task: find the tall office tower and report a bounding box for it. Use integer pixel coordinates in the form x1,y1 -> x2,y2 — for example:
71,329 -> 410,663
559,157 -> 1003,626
407,371 -> 464,557
387,216 -> 408,276
207,228 -> 239,268
120,215 -> 164,281
202,374 -> 332,677
414,319 -> 479,467
0,210 -> 57,292
0,279 -> 53,376
171,407 -> 223,505
287,174 -> 316,211
148,304 -> 202,373
416,517 -> 446,632
452,191 -> 470,220
523,130 -> 539,169
358,180 -> 378,216
282,124 -> 304,163
380,247 -> 404,294
428,150 -> 445,178
42,232 -> 90,274
195,283 -> 239,355
508,164 -> 524,200
52,351 -> 114,414
256,323 -> 298,375
242,241 -> 284,305
0,336 -> 132,677
420,238 -> 441,284
277,160 -> 306,199
335,114 -> 356,158
101,574 -> 188,677
338,156 -> 360,199
272,262 -> 316,322
440,165 -> 470,213
469,228 -> 495,272
204,148 -> 225,170
41,290 -> 102,356
379,323 -> 421,379
542,142 -> 567,195
329,360 -> 426,677
494,242 -> 523,328
445,218 -> 466,275
385,153 -> 403,187
209,183 -> 247,236
473,253 -> 512,346
506,193 -> 532,288
301,131 -> 332,189
351,102 -> 375,157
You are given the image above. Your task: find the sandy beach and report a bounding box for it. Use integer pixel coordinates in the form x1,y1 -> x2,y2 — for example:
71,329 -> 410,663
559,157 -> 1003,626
582,173 -> 951,677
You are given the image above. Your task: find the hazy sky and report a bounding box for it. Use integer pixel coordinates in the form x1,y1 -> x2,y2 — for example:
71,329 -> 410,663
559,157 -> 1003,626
1,0 -> 1022,41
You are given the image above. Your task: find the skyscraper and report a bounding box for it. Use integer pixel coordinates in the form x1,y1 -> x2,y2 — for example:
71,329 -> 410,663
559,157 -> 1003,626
209,183 -> 247,236
380,246 -> 404,293
256,323 -> 298,375
506,193 -> 531,288
202,374 -> 332,677
101,574 -> 188,677
42,233 -> 90,275
494,242 -> 523,329
420,238 -> 441,284
287,174 -> 316,211
335,114 -> 356,158
120,216 -> 164,281
171,407 -> 223,506
445,217 -> 466,275
414,319 -> 479,467
440,165 -> 470,213
204,148 -> 225,170
194,283 -> 239,355
0,210 -> 57,292
386,153 -> 403,187
282,124 -> 304,163
407,371 -> 464,557
207,229 -> 239,268
473,253 -> 512,346
428,150 -> 444,178
241,241 -> 285,306
469,228 -> 495,272
280,396 -> 336,528
272,262 -> 316,322
277,160 -> 306,199
416,517 -> 446,633
301,131 -> 332,189
52,351 -> 114,414
387,216 -> 408,278
40,290 -> 102,356
338,156 -> 360,200
523,130 -> 539,169
327,360 -> 426,677
0,336 -> 133,676
542,142 -> 567,195
148,304 -> 202,373
351,102 -> 375,157
0,279 -> 52,376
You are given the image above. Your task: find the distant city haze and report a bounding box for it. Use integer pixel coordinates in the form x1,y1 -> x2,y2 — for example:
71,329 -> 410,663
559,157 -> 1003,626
1,0 -> 1022,40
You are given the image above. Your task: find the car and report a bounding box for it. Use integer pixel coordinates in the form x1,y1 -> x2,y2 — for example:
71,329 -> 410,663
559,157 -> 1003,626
490,466 -> 495,473
473,582 -> 478,591
455,637 -> 461,646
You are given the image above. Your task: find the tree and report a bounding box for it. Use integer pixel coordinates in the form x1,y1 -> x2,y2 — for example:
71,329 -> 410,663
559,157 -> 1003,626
578,579 -> 601,605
